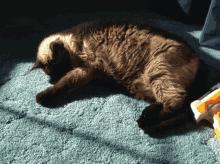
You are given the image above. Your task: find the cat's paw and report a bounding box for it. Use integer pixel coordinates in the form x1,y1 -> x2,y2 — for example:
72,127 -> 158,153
36,88 -> 56,105
137,103 -> 163,129
142,113 -> 188,135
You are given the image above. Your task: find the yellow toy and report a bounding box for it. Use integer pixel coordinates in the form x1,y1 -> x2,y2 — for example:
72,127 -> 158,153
191,87 -> 220,140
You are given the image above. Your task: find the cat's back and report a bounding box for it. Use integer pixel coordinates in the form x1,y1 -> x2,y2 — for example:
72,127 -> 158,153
57,19 -> 190,52
84,20 -> 191,55
84,20 -> 199,85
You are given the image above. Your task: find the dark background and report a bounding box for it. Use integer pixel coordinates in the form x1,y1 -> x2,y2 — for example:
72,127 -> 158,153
1,0 -> 210,26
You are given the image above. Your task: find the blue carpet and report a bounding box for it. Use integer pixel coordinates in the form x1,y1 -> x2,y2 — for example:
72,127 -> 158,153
1,11 -> 220,163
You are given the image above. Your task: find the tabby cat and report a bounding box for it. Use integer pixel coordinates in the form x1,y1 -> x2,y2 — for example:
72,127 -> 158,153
30,19 -> 204,133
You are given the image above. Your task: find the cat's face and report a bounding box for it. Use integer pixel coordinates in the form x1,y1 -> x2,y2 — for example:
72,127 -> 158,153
30,40 -> 73,79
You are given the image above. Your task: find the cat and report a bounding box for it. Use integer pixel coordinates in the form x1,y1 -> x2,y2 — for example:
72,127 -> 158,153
30,18 -> 206,133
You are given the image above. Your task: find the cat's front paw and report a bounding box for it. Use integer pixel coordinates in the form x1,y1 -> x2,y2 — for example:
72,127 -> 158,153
137,103 -> 163,129
36,88 -> 56,105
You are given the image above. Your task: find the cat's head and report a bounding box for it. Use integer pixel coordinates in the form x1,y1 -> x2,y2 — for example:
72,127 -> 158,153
30,35 -> 77,79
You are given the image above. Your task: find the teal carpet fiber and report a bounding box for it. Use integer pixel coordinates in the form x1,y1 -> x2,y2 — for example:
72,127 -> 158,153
1,11 -> 220,163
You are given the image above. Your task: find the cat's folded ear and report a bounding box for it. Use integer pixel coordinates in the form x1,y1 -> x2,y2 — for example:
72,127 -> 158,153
29,60 -> 43,73
50,40 -> 64,51
50,40 -> 65,57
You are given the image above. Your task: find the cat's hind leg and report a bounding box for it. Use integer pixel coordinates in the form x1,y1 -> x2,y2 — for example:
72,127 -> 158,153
137,73 -> 188,130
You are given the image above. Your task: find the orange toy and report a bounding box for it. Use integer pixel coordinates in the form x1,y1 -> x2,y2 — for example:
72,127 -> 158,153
191,87 -> 220,140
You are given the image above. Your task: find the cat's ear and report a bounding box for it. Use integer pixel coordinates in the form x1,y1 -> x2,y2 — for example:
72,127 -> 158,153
50,40 -> 65,57
29,59 -> 43,72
